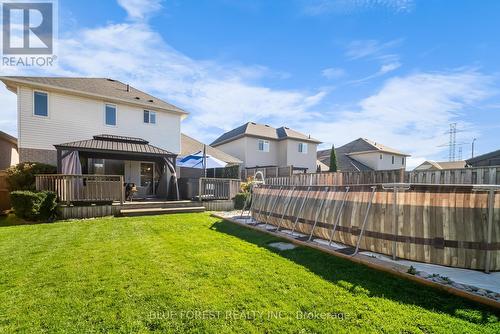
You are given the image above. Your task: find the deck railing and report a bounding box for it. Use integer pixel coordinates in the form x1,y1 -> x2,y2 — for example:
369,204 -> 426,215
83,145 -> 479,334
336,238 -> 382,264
198,177 -> 240,201
36,174 -> 124,205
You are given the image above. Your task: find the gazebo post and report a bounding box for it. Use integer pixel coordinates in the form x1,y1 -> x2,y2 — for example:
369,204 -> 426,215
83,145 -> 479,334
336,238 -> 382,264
56,149 -> 62,173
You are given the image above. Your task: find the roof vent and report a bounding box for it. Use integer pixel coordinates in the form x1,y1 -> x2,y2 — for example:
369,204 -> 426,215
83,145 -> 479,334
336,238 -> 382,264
148,99 -> 154,103
250,122 -> 256,125
107,78 -> 116,82
135,97 -> 140,100
265,124 -> 270,127
126,84 -> 130,92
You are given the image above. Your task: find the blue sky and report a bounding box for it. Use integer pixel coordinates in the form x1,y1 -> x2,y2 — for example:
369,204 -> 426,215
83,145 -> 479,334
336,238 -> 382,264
1,0 -> 500,168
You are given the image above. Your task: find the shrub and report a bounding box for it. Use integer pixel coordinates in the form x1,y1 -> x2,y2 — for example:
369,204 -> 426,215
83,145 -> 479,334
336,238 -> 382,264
6,162 -> 57,191
233,192 -> 250,210
10,190 -> 58,221
39,191 -> 58,221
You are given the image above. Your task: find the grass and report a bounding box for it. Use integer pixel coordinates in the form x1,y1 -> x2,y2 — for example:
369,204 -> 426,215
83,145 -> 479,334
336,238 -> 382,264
0,213 -> 498,333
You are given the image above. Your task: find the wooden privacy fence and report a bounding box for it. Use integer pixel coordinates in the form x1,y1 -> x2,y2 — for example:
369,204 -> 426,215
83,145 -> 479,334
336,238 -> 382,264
241,166 -> 292,180
198,178 -> 240,201
266,167 -> 500,186
267,169 -> 405,186
251,184 -> 500,271
406,167 -> 500,185
0,171 -> 10,211
36,174 -> 124,205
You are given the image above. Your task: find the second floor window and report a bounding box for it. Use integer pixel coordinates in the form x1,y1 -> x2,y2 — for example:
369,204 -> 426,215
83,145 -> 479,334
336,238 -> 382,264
33,91 -> 48,117
105,104 -> 116,126
392,155 -> 395,164
298,142 -> 308,154
258,139 -> 269,152
144,110 -> 156,124
402,157 -> 405,165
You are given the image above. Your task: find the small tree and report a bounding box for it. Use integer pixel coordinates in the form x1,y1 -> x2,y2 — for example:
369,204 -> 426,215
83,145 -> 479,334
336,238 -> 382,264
329,145 -> 338,172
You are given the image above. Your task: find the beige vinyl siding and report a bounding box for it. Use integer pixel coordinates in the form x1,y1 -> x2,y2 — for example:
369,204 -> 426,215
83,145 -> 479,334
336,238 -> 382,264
285,139 -> 317,172
349,151 -> 406,170
17,86 -> 181,154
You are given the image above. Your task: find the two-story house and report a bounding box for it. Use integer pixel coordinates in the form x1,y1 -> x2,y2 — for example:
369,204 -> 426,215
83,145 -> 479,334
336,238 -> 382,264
0,76 -> 188,198
317,138 -> 410,171
210,122 -> 321,172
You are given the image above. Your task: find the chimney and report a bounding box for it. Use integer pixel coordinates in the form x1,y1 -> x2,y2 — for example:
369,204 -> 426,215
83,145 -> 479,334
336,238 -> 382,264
126,84 -> 130,92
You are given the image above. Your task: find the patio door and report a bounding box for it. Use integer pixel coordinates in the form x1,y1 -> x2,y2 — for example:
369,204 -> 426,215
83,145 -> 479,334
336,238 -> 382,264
140,162 -> 155,196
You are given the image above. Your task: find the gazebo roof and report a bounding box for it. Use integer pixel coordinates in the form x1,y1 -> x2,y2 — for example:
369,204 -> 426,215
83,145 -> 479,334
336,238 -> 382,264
54,134 -> 175,157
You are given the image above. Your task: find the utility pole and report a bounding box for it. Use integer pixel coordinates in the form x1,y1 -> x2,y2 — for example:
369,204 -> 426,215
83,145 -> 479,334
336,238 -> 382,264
448,123 -> 457,162
471,138 -> 477,158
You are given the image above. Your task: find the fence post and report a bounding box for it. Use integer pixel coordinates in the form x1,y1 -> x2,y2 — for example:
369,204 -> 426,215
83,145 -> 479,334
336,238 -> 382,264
120,175 -> 124,205
198,178 -> 203,203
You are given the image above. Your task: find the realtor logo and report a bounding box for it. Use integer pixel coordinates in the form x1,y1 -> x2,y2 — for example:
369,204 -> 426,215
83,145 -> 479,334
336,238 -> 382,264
1,1 -> 57,66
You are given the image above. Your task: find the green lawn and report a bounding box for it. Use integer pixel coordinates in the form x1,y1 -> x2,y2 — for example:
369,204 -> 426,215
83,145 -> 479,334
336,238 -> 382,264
0,213 -> 498,333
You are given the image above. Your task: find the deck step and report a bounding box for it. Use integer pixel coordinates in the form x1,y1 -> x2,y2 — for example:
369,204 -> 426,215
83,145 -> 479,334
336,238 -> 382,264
118,206 -> 205,217
120,200 -> 199,210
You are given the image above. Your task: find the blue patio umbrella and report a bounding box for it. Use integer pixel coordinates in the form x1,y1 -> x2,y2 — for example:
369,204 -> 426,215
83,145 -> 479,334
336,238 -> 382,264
177,150 -> 227,169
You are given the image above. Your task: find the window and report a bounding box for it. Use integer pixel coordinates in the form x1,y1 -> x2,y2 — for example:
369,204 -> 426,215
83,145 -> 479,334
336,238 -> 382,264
402,157 -> 405,165
105,104 -> 116,126
143,110 -> 156,124
258,139 -> 269,152
392,156 -> 395,164
380,154 -> 383,160
298,142 -> 308,154
33,91 -> 48,116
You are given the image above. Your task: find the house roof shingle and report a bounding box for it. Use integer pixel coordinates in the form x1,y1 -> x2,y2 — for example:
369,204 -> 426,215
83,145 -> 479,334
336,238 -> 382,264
211,122 -> 321,146
0,76 -> 187,116
0,131 -> 17,145
466,149 -> 500,166
414,160 -> 466,171
180,133 -> 242,165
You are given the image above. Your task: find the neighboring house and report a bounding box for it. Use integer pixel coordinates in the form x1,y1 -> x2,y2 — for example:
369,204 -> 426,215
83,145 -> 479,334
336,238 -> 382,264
317,138 -> 410,172
0,76 -> 188,198
466,149 -> 500,167
316,159 -> 329,172
210,122 -> 321,172
0,131 -> 18,170
180,133 -> 242,166
413,160 -> 466,171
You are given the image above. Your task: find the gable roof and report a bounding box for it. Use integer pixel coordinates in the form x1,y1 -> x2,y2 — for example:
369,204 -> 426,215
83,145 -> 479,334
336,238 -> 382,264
414,160 -> 466,171
180,133 -> 242,165
346,138 -> 410,156
0,76 -> 187,116
211,122 -> 321,146
466,149 -> 500,165
0,131 -> 17,145
317,138 -> 410,172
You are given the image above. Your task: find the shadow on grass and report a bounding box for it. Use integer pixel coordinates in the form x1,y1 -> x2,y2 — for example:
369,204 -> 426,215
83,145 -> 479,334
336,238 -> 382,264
210,219 -> 500,325
0,213 -> 52,228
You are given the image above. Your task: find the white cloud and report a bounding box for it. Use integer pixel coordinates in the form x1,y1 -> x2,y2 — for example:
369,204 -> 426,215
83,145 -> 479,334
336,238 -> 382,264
117,0 -> 162,20
308,70 -> 492,169
321,67 -> 346,80
348,61 -> 401,84
345,39 -> 402,60
303,0 -> 414,16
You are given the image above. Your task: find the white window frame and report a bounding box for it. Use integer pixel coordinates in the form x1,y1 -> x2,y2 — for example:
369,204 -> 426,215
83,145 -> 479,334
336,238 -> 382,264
33,90 -> 49,118
104,103 -> 117,127
298,142 -> 308,154
258,139 -> 269,152
143,110 -> 157,125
